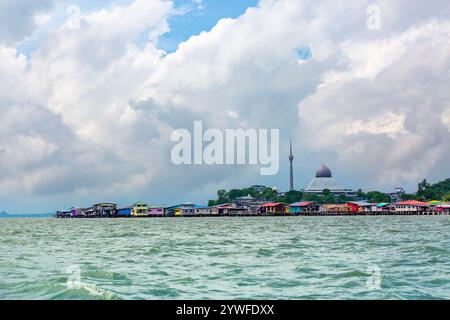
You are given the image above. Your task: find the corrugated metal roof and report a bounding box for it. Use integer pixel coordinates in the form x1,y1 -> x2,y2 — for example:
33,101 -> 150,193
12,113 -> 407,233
290,201 -> 314,207
347,201 -> 373,206
396,200 -> 429,206
376,203 -> 389,207
260,202 -> 283,207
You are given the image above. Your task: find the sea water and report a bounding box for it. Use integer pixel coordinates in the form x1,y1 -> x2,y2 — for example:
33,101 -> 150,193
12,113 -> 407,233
0,216 -> 449,299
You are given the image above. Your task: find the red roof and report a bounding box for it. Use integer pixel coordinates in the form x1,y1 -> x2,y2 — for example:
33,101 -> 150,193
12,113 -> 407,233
396,200 -> 429,207
290,201 -> 314,207
260,202 -> 283,207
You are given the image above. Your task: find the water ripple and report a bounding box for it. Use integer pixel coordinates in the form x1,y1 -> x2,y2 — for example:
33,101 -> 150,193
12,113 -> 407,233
0,216 -> 449,299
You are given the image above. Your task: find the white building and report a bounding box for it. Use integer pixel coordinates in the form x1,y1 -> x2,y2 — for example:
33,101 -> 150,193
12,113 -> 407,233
394,200 -> 429,214
304,164 -> 356,197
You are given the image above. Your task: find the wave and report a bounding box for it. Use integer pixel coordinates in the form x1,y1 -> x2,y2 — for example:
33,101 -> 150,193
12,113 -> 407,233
256,248 -> 275,257
52,282 -> 119,300
385,228 -> 402,233
83,269 -> 132,284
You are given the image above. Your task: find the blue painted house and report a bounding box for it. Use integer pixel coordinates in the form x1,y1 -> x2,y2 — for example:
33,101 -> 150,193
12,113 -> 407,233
165,203 -> 209,216
117,207 -> 132,217
289,201 -> 319,214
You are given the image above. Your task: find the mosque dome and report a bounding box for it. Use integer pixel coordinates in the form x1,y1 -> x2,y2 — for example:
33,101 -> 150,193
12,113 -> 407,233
316,164 -> 332,178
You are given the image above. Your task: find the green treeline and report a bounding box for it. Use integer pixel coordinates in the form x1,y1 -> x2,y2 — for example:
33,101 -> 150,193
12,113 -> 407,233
208,186 -> 368,206
208,178 -> 450,206
402,178 -> 450,202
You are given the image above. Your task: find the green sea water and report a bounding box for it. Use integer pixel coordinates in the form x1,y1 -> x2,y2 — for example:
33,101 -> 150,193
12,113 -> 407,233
0,216 -> 449,300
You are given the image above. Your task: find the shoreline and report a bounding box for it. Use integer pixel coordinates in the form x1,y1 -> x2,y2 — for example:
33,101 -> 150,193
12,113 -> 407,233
54,212 -> 449,218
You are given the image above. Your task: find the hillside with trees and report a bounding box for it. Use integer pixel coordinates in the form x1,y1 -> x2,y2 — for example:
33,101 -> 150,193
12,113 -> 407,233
208,186 -> 357,206
208,186 -> 289,206
415,178 -> 450,201
208,178 -> 450,206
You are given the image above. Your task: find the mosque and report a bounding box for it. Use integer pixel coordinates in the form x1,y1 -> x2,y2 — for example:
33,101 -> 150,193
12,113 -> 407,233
303,163 -> 356,197
288,141 -> 356,197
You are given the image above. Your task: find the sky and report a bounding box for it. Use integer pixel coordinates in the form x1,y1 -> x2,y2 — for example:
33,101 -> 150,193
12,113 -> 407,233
0,0 -> 449,212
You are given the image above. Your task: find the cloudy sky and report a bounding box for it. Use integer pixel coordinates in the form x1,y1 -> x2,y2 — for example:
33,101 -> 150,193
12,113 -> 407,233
1,0 -> 449,212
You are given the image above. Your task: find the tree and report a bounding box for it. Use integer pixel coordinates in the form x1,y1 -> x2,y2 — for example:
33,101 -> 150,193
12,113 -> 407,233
337,194 -> 350,204
366,191 -> 391,203
322,195 -> 336,204
243,187 -> 257,197
322,189 -> 331,196
357,189 -> 366,199
217,189 -> 227,199
303,193 -> 320,202
416,178 -> 450,201
284,190 -> 304,204
216,189 -> 229,205
401,193 -> 417,201
228,189 -> 244,200
418,179 -> 430,191
262,188 -> 278,201
208,200 -> 217,207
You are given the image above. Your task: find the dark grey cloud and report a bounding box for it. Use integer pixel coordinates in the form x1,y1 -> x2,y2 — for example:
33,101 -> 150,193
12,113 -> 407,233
0,0 -> 54,45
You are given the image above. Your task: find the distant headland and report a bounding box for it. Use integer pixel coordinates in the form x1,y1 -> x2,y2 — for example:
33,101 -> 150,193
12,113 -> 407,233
0,212 -> 53,219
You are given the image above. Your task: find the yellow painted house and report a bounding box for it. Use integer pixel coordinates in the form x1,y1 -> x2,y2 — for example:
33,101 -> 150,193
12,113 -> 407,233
132,201 -> 149,217
174,208 -> 183,216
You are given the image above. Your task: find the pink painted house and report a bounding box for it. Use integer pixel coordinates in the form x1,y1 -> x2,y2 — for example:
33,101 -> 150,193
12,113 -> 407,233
148,206 -> 165,216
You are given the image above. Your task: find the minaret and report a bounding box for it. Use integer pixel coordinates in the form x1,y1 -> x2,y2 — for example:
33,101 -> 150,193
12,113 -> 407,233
289,139 -> 294,191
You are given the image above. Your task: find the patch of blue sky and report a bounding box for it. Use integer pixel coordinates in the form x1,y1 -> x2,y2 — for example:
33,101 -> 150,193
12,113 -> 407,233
16,0 -> 259,56
156,0 -> 259,53
296,46 -> 312,61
